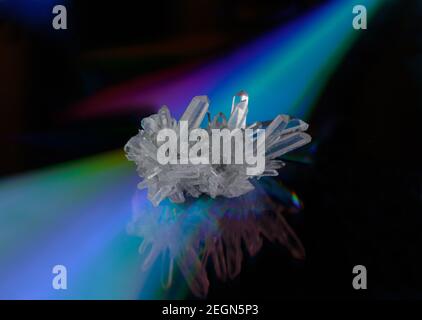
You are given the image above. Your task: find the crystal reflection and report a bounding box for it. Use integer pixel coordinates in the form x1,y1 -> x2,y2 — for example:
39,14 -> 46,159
128,178 -> 304,298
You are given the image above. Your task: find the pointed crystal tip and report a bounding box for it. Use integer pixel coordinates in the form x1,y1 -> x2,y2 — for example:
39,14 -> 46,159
235,90 -> 248,99
228,90 -> 249,129
180,95 -> 210,129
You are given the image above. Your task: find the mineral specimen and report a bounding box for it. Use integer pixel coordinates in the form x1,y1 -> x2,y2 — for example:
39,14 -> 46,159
124,91 -> 311,206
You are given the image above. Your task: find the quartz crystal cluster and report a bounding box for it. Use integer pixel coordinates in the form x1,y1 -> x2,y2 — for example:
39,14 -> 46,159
124,91 -> 311,206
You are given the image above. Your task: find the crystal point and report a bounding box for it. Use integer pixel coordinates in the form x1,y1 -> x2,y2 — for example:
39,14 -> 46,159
228,91 -> 249,129
180,95 -> 209,129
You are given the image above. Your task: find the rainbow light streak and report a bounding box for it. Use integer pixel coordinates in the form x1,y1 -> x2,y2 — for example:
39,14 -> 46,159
72,0 -> 383,122
0,0 -> 384,299
291,192 -> 303,209
0,151 -> 160,299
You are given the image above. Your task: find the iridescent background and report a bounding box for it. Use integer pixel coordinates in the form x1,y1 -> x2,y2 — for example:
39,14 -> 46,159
0,0 -> 421,299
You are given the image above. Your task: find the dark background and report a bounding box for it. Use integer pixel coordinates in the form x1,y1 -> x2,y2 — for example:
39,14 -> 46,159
0,0 -> 421,299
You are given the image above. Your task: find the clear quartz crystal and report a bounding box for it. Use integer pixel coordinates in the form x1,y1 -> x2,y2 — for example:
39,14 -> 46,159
124,91 -> 311,206
228,91 -> 248,129
180,96 -> 209,129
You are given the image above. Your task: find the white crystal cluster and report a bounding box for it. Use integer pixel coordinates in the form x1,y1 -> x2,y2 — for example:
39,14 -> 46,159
124,91 -> 311,206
